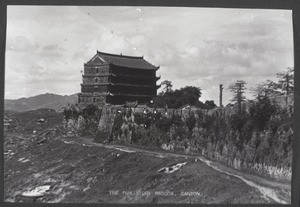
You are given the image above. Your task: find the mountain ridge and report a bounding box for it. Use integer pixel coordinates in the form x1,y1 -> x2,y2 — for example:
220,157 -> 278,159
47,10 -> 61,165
4,93 -> 78,112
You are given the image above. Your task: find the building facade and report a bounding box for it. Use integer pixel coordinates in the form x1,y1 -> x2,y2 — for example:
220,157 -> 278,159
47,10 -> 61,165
78,51 -> 160,106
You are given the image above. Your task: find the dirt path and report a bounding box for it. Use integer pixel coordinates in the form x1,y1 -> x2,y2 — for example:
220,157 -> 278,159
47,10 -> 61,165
66,137 -> 290,204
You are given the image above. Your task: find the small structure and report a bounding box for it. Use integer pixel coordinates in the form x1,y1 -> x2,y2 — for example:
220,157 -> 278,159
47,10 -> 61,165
124,100 -> 138,108
179,104 -> 199,110
78,51 -> 161,106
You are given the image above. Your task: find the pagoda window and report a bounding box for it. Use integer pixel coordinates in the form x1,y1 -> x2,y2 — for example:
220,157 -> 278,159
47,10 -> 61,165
95,78 -> 98,83
93,97 -> 96,103
96,67 -> 99,73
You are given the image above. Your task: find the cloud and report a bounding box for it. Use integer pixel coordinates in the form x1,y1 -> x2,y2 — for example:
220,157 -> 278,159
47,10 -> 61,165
7,36 -> 39,52
5,6 -> 293,104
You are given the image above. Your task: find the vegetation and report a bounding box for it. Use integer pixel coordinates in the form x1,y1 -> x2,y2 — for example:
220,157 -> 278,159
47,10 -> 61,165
62,104 -> 101,136
228,80 -> 247,114
110,93 -> 293,180
63,67 -> 294,180
153,80 -> 216,109
252,67 -> 294,99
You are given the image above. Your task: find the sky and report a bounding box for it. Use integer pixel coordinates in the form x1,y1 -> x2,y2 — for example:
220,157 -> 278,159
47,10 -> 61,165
5,6 -> 294,105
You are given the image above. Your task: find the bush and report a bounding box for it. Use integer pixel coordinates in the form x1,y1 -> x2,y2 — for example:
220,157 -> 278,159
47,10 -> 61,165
201,114 -> 216,131
249,97 -> 277,131
82,104 -> 99,120
171,114 -> 183,127
62,108 -> 72,121
62,105 -> 80,121
155,115 -> 173,132
186,114 -> 196,132
229,113 -> 248,132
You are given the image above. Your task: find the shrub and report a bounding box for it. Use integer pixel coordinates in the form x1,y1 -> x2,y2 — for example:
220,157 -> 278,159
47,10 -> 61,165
249,97 -> 277,131
62,105 -> 80,121
229,113 -> 248,132
155,115 -> 173,132
201,114 -> 216,131
82,104 -> 99,120
186,114 -> 196,132
171,114 -> 183,127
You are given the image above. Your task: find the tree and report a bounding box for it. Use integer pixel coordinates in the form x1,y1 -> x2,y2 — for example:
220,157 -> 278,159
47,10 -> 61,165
249,96 -> 277,131
180,86 -> 202,105
228,80 -> 247,114
276,67 -> 294,95
161,80 -> 173,94
252,80 -> 282,99
154,85 -> 203,109
204,100 -> 217,109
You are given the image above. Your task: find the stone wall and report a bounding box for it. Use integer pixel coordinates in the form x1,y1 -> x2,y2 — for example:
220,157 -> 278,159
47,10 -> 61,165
64,94 -> 294,180
104,105 -> 293,181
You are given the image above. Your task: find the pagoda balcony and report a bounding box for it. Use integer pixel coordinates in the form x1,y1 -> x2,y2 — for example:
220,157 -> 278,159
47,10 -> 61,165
81,83 -> 110,87
107,93 -> 154,98
82,73 -> 112,78
110,83 -> 161,88
111,73 -> 160,80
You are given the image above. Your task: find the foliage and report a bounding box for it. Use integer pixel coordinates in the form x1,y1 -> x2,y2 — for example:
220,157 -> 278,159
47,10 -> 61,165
251,80 -> 282,98
201,114 -> 216,131
160,80 -> 173,94
133,112 -> 152,128
229,113 -> 248,132
252,67 -> 294,98
63,104 -> 101,136
81,105 -> 99,120
62,105 -> 80,121
154,113 -> 173,132
249,97 -> 277,131
276,67 -> 294,95
185,114 -> 196,132
154,83 -> 204,109
203,100 -> 217,109
228,80 -> 247,114
111,101 -> 293,180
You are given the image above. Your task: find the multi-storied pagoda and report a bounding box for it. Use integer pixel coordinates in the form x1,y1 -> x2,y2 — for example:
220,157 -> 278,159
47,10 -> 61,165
78,51 -> 160,106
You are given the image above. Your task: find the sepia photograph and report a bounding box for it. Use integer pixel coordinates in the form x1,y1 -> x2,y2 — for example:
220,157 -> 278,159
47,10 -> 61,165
3,5 -> 294,204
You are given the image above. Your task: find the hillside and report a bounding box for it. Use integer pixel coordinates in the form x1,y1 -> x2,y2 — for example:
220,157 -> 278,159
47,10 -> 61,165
4,93 -> 78,112
4,109 -> 290,204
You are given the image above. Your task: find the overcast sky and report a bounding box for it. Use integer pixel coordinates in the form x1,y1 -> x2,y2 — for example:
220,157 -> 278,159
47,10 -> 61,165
5,6 -> 293,104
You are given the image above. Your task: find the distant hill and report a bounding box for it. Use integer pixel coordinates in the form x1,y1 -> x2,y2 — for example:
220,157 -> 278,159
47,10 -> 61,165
4,93 -> 78,112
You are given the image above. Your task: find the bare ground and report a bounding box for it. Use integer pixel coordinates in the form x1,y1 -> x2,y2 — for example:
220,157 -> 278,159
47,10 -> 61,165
4,109 -> 291,204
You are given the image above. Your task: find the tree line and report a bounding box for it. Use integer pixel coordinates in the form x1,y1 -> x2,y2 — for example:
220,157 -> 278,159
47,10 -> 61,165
153,67 -> 294,111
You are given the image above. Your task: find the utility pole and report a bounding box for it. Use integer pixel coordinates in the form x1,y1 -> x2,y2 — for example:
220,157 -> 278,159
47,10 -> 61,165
219,84 -> 223,107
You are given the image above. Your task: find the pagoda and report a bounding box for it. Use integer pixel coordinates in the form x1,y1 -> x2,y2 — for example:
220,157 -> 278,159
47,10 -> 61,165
78,50 -> 161,106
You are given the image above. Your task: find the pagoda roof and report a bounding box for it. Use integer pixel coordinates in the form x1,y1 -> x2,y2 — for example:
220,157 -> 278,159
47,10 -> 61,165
124,100 -> 138,108
85,50 -> 159,70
